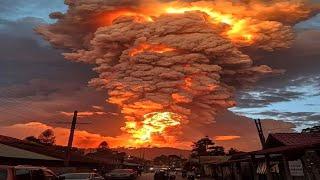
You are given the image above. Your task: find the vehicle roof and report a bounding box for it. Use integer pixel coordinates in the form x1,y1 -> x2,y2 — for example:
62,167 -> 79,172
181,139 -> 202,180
61,172 -> 94,175
0,165 -> 51,170
14,165 -> 50,170
0,165 -> 13,169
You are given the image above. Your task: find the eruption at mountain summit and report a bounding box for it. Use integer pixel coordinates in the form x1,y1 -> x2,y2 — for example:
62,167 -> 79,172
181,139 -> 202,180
37,0 -> 317,147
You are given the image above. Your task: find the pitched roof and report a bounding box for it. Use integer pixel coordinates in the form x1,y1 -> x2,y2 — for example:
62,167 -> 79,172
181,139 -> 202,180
250,143 -> 320,155
0,143 -> 61,160
265,133 -> 320,148
0,135 -> 110,165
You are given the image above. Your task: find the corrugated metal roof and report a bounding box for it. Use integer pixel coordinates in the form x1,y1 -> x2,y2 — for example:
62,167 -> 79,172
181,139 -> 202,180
0,135 -> 111,164
0,143 -> 61,160
266,133 -> 320,146
250,143 -> 320,155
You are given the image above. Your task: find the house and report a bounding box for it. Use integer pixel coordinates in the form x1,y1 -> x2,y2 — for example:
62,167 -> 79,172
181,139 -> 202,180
265,133 -> 320,148
0,135 -> 114,173
209,133 -> 320,180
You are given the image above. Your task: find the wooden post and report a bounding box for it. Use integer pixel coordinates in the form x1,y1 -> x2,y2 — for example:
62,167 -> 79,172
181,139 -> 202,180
250,155 -> 259,180
282,154 -> 292,180
236,162 -> 242,180
64,110 -> 77,166
265,154 -> 273,180
230,163 -> 235,180
220,165 -> 224,180
254,119 -> 266,149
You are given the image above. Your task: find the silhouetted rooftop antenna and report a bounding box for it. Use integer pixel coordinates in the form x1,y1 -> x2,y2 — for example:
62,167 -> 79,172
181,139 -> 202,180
254,119 -> 266,149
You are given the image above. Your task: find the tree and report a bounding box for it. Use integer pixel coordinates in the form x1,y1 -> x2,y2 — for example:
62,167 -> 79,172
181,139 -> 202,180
227,148 -> 240,155
24,136 -> 41,144
38,129 -> 55,145
302,126 -> 320,133
192,136 -> 214,156
210,146 -> 225,156
154,155 -> 169,165
168,155 -> 184,167
97,141 -> 109,151
191,136 -> 225,157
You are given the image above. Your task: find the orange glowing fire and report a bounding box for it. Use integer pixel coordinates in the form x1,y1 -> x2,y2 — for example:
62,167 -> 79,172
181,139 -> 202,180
125,112 -> 182,144
101,4 -> 255,44
99,8 -> 154,25
165,6 -> 253,43
184,77 -> 193,89
129,43 -> 175,56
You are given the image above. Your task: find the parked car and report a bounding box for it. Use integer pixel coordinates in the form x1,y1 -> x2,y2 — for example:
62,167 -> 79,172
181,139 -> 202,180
168,171 -> 176,180
186,171 -> 195,180
154,170 -> 169,180
186,171 -> 201,180
60,173 -> 104,180
105,169 -> 137,179
181,170 -> 187,178
0,165 -> 63,180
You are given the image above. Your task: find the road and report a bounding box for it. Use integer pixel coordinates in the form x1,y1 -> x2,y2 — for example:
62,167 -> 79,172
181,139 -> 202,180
137,173 -> 214,180
137,173 -> 183,180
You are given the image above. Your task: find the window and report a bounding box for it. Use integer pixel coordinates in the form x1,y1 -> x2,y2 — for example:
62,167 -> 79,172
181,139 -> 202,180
0,169 -> 8,180
15,169 -> 31,180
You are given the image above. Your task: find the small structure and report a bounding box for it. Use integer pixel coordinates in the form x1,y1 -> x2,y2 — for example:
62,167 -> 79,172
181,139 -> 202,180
209,133 -> 320,180
190,156 -> 230,176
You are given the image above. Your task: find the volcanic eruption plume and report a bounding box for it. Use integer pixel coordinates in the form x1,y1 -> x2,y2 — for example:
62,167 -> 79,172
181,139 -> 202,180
37,0 -> 317,147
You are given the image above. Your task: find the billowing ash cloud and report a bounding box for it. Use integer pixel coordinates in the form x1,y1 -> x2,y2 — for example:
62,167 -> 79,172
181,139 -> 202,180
37,0 -> 317,146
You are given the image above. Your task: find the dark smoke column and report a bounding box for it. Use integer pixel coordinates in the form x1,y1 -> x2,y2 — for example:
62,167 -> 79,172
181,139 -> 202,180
37,0 -> 317,146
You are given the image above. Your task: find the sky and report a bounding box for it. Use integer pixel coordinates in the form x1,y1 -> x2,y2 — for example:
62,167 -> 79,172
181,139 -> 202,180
0,0 -> 319,151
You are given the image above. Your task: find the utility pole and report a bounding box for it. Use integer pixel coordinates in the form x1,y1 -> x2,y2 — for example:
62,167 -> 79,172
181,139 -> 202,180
254,119 -> 266,149
64,110 -> 78,166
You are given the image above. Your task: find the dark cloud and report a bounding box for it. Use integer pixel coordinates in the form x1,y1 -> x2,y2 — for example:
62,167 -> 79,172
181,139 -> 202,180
235,30 -> 320,110
0,17 -> 124,136
257,111 -> 315,118
237,88 -> 306,108
0,17 -> 94,85
0,0 -> 66,21
258,30 -> 320,76
180,109 -> 295,151
306,114 -> 320,121
0,79 -> 123,137
0,17 -> 45,40
296,14 -> 320,29
245,111 -> 320,130
235,74 -> 320,110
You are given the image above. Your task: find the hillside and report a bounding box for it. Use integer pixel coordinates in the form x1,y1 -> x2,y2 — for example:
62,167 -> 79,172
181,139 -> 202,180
114,147 -> 190,160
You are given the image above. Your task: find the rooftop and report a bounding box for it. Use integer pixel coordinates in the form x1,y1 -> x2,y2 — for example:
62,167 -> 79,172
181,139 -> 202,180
265,133 -> 320,148
0,135 -> 111,165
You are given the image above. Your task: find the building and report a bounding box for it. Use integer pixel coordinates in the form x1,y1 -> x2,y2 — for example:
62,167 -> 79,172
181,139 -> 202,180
0,135 -> 113,173
210,133 -> 320,180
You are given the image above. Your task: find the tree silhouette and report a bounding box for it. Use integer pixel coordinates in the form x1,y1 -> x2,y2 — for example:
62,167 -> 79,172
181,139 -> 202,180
38,129 -> 55,145
227,148 -> 240,155
97,141 -> 109,151
302,126 -> 320,133
154,155 -> 169,165
191,136 -> 225,157
210,146 -> 225,156
153,155 -> 184,166
24,136 -> 41,144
